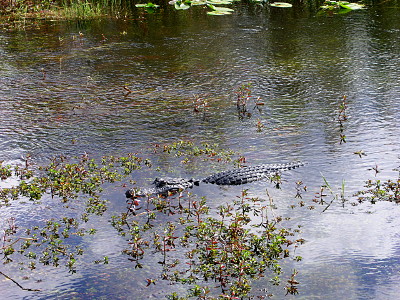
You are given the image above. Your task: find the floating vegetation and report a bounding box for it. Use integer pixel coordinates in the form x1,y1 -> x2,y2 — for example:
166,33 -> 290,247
256,119 -> 265,132
354,150 -> 367,158
270,2 -> 293,7
338,2 -> 365,10
192,94 -> 208,120
0,152 -> 145,291
207,4 -> 234,15
190,0 -> 208,5
0,142 -> 304,297
207,0 -> 235,5
234,83 -> 266,131
113,188 -> 303,298
0,0 -> 365,21
167,0 -> 238,15
172,0 -> 192,10
319,1 -> 366,15
236,82 -> 253,115
355,166 -> 400,204
152,140 -> 239,166
135,2 -> 160,13
309,163 -> 400,212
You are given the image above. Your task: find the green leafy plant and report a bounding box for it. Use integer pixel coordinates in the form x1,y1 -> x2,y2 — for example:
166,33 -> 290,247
1,141 -> 304,297
135,2 -> 160,13
113,187 -> 303,298
319,0 -> 365,16
0,153 -> 144,288
355,166 -> 400,204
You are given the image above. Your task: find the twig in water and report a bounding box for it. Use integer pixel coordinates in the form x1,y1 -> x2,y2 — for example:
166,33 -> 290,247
0,271 -> 41,292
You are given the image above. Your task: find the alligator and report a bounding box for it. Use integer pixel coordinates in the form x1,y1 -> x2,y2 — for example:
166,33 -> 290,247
125,161 -> 304,198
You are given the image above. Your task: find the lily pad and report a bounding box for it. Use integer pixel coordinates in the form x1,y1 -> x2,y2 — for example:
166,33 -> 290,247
336,8 -> 352,13
207,4 -> 234,14
339,2 -> 365,10
207,0 -> 234,4
270,2 -> 293,7
207,10 -> 232,14
175,2 -> 191,9
135,3 -> 159,7
213,6 -> 234,11
190,0 -> 208,5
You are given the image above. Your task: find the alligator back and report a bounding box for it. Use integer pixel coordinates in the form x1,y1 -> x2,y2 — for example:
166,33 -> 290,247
201,161 -> 304,185
125,161 -> 304,198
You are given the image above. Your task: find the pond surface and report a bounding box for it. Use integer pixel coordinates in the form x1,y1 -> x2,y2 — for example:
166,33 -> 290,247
1,4 -> 400,299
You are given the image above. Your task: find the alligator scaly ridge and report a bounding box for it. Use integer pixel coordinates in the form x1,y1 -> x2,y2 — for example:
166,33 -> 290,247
126,161 -> 304,198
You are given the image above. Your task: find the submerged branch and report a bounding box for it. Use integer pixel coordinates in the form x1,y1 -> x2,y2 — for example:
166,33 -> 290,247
0,270 -> 41,292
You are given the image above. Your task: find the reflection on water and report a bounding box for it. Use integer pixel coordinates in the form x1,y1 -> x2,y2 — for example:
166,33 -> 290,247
1,4 -> 400,299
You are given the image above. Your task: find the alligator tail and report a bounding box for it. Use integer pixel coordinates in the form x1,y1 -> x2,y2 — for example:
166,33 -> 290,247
201,161 -> 304,185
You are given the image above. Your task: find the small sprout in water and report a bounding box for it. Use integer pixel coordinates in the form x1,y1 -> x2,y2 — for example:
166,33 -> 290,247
256,119 -> 264,132
146,278 -> 156,286
285,269 -> 299,295
354,150 -> 367,158
255,96 -> 265,106
368,164 -> 380,176
340,133 -> 346,144
192,94 -> 208,115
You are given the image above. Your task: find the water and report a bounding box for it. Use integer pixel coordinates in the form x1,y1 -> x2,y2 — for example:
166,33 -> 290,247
1,4 -> 400,299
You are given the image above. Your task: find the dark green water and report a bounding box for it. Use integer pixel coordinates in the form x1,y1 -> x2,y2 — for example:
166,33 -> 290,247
1,4 -> 400,299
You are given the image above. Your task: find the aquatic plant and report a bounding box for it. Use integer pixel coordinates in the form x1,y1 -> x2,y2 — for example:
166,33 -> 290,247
207,4 -> 234,15
191,95 -> 209,121
234,83 -> 266,132
318,0 -> 365,15
171,0 -> 192,10
337,95 -> 348,144
135,2 -> 160,13
0,0 -> 136,20
114,188 -> 303,298
0,153 -> 145,288
310,163 -> 400,212
0,142 -> 304,297
165,0 -> 239,15
270,2 -> 293,7
60,0 -> 104,19
236,82 -> 253,115
256,118 -> 265,132
153,140 -> 238,165
236,83 -> 252,118
355,166 -> 400,204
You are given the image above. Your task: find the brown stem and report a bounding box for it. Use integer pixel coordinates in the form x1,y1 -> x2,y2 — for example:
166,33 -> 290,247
0,270 -> 41,292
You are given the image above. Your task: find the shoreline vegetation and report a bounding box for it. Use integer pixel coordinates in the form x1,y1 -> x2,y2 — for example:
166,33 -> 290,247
0,0 -> 369,27
0,0 -> 136,22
